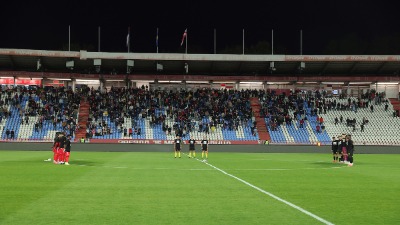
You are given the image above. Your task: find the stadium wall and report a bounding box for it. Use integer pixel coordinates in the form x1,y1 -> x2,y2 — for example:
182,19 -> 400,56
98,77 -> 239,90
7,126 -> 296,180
0,143 -> 399,154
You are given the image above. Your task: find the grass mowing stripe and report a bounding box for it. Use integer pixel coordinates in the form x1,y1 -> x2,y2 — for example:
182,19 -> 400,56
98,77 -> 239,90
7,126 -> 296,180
189,154 -> 335,225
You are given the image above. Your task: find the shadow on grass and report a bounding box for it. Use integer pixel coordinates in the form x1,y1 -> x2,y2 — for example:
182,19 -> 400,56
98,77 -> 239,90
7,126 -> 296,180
310,161 -> 349,168
70,160 -> 100,167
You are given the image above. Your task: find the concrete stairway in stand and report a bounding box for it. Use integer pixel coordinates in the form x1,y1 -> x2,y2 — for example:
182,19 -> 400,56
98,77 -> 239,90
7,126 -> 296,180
250,97 -> 271,142
75,99 -> 90,140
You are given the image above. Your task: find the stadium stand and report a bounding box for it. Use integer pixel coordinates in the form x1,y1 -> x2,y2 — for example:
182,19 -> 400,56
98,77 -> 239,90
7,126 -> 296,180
1,85 -> 399,145
263,89 -> 400,145
0,86 -> 80,141
82,87 -> 259,141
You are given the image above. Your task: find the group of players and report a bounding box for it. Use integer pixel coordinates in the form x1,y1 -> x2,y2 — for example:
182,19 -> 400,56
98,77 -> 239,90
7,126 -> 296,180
48,133 -> 357,166
331,133 -> 355,166
174,135 -> 209,161
50,132 -> 72,165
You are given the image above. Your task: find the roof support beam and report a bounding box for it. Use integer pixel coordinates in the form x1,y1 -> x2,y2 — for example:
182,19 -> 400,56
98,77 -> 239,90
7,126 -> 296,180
349,62 -> 359,73
294,63 -> 301,74
376,62 -> 386,74
238,61 -> 243,75
210,61 -> 215,75
320,62 -> 330,74
9,55 -> 16,69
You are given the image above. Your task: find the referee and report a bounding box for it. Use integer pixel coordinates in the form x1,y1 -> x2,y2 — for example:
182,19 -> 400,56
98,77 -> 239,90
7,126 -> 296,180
188,138 -> 196,158
201,136 -> 209,161
174,135 -> 182,158
331,137 -> 339,162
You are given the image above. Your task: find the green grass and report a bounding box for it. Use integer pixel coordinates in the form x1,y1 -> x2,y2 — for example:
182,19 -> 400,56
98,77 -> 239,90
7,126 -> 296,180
1,151 -> 400,225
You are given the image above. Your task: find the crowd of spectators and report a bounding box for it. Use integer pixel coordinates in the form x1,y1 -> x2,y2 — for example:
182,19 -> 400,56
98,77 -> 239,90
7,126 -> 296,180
259,88 -> 388,133
1,83 -> 394,141
0,85 -> 82,139
85,86 -> 257,139
82,86 -> 393,139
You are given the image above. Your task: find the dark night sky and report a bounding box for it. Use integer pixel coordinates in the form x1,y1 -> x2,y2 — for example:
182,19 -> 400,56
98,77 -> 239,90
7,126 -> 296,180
1,0 -> 399,54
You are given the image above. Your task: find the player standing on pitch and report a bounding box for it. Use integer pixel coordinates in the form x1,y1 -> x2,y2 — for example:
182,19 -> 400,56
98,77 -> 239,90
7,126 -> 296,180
346,135 -> 355,166
201,136 -> 209,161
57,133 -> 67,164
188,138 -> 196,158
339,133 -> 347,163
52,133 -> 60,164
63,135 -> 72,165
331,136 -> 339,162
174,135 -> 182,158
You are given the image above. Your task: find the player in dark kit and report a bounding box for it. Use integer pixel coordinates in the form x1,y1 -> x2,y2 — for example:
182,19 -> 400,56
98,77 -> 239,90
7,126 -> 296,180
188,138 -> 196,158
339,133 -> 347,163
174,135 -> 182,158
331,137 -> 340,162
64,135 -> 72,165
201,136 -> 209,160
346,135 -> 355,166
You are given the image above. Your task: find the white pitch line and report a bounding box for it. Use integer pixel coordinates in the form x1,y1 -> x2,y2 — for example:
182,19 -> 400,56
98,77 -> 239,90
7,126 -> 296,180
229,168 -> 292,171
217,166 -> 345,171
192,157 -> 335,225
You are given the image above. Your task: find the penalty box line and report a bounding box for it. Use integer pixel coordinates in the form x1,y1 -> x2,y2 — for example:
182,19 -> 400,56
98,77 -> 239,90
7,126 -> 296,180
186,154 -> 334,225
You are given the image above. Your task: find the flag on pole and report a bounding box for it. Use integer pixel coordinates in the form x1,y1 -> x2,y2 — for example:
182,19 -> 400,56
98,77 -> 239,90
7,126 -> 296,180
126,27 -> 130,52
156,28 -> 159,48
180,29 -> 187,46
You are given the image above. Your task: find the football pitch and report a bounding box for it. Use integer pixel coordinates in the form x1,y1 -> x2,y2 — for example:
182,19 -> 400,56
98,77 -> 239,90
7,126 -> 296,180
1,151 -> 399,225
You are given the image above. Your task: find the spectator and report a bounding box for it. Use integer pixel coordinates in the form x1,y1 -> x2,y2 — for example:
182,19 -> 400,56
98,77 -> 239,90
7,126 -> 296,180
299,119 -> 304,128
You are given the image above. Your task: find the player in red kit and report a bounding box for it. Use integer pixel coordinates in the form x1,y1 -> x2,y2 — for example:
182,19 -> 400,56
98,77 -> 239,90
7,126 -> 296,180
57,133 -> 67,164
53,133 -> 60,164
63,135 -> 72,165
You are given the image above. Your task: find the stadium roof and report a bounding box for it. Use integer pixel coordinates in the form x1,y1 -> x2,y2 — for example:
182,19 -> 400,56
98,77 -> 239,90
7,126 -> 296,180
1,49 -> 400,78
